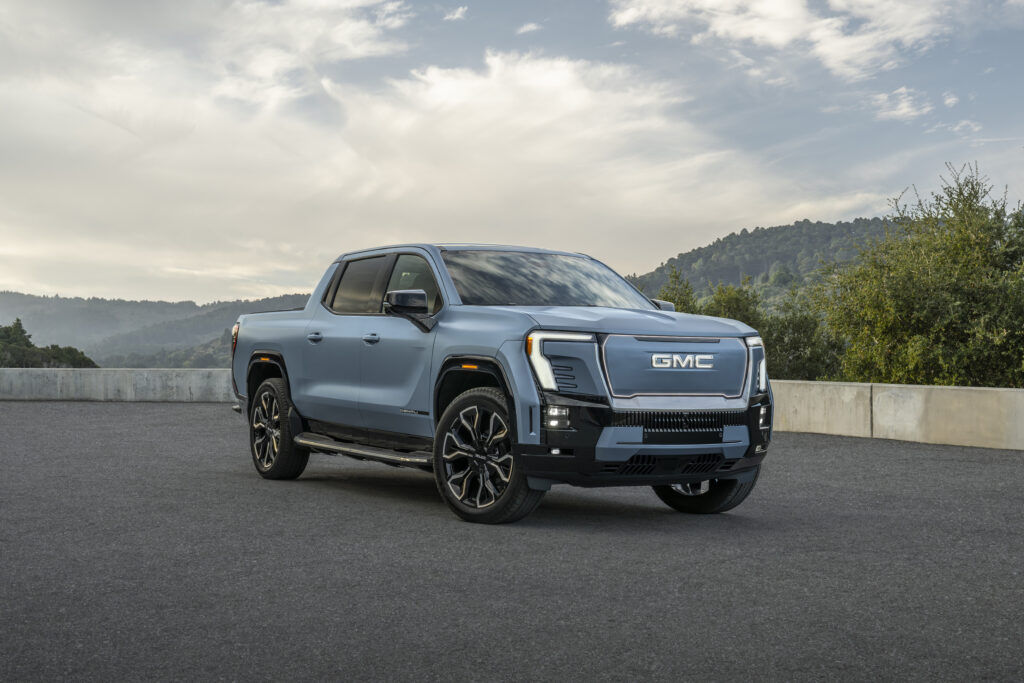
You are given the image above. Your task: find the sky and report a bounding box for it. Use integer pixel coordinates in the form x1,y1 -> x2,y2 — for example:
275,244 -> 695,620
1,0 -> 1022,303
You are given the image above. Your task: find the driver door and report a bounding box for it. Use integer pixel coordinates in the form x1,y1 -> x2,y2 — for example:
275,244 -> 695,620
359,253 -> 443,439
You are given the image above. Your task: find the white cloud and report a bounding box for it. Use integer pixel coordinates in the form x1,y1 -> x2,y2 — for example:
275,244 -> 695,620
209,0 -> 413,107
516,22 -> 542,35
443,6 -> 468,21
943,91 -> 959,107
871,87 -> 933,121
925,119 -> 983,136
609,0 -> 970,81
0,8 -> 888,301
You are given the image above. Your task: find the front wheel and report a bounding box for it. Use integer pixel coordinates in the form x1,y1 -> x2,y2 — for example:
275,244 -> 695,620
652,466 -> 761,514
433,387 -> 544,524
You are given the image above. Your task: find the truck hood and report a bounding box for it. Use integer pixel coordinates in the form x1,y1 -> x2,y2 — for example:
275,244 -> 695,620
499,306 -> 757,337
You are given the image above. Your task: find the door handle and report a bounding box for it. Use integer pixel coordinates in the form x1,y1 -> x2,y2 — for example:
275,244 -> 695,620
306,332 -> 323,343
362,333 -> 380,344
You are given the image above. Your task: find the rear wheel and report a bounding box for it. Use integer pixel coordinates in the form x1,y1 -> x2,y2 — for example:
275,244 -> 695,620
249,377 -> 308,480
433,387 -> 544,524
652,466 -> 760,514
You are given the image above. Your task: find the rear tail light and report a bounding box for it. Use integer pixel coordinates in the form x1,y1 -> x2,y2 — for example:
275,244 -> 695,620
231,323 -> 240,357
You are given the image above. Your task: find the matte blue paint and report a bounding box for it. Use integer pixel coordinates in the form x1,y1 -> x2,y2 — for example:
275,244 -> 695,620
231,243 -> 772,452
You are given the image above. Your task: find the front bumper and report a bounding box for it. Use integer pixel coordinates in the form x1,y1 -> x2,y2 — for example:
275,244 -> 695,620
516,392 -> 771,488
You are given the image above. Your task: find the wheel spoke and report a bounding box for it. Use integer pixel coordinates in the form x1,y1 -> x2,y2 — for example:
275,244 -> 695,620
485,413 -> 508,448
486,460 -> 511,483
442,402 -> 515,510
445,428 -> 472,453
459,407 -> 480,442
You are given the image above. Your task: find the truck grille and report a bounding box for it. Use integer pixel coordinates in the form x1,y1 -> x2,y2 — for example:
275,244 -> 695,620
611,410 -> 746,430
611,409 -> 746,445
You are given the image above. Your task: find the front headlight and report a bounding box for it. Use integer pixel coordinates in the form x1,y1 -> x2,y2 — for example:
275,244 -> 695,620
526,331 -> 596,390
757,358 -> 768,393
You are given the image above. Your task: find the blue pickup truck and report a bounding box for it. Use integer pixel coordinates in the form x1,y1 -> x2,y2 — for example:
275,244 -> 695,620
231,244 -> 772,523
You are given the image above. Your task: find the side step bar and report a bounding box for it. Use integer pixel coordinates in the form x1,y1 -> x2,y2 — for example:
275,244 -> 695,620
294,432 -> 433,467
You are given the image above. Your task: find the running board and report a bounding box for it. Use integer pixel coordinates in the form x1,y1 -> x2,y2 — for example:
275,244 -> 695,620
294,432 -> 433,467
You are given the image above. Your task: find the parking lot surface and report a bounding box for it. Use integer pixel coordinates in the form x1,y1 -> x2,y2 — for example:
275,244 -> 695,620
2,402 -> 1022,681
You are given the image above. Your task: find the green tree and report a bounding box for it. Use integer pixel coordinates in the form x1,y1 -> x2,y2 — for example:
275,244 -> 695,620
815,164 -> 1024,387
761,288 -> 842,380
0,318 -> 97,368
657,265 -> 700,313
701,277 -> 767,331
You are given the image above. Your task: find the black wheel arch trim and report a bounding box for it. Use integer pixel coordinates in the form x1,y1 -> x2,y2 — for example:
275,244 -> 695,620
434,355 -> 517,438
246,352 -> 291,405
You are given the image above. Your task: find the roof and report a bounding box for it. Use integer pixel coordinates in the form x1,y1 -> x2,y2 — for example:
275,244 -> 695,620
334,243 -> 588,262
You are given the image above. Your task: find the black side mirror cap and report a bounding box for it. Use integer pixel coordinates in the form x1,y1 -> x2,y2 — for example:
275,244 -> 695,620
384,289 -> 429,316
652,299 -> 676,312
383,289 -> 435,332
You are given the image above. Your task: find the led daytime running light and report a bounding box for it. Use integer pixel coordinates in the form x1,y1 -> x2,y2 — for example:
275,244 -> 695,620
526,331 -> 595,390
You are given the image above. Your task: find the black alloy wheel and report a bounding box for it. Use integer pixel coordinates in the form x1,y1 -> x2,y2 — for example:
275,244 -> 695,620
251,389 -> 280,471
441,404 -> 514,509
433,387 -> 545,523
249,377 -> 308,480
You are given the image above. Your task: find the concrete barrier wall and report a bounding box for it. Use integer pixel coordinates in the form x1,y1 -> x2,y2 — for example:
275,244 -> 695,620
771,381 -> 872,438
773,379 -> 1024,451
0,368 -> 234,402
2,370 -> 1022,450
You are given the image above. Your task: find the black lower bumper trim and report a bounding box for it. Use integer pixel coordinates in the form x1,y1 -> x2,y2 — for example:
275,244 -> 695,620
518,451 -> 765,488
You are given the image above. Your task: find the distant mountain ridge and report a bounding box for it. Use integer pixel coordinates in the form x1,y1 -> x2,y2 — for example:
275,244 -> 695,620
628,217 -> 889,303
0,291 -> 309,367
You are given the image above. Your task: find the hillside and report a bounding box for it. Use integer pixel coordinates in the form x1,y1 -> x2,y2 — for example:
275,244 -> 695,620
88,294 -> 309,361
0,291 -> 309,367
0,292 -> 201,348
628,217 -> 889,303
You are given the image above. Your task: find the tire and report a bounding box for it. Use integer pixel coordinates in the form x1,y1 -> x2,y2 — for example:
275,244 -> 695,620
433,387 -> 544,524
652,466 -> 761,514
249,377 -> 309,480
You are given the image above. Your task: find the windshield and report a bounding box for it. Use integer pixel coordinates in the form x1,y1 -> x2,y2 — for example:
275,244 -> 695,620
442,250 -> 655,309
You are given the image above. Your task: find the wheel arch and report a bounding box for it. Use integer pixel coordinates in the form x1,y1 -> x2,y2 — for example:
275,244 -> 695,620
246,352 -> 292,411
434,356 -> 514,428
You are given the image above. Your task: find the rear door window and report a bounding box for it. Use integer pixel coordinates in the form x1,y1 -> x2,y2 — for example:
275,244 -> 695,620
330,256 -> 389,314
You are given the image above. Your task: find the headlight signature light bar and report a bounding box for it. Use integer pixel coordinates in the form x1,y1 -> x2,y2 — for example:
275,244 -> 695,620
526,331 -> 596,391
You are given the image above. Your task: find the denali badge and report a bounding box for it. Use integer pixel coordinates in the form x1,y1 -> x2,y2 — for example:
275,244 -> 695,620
651,353 -> 714,369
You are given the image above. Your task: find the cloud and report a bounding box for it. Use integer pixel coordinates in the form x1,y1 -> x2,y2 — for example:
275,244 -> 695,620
927,119 -> 983,135
871,87 -> 933,121
0,6 -> 890,302
516,22 -> 542,35
443,6 -> 468,21
608,0 -> 970,80
943,91 -> 959,107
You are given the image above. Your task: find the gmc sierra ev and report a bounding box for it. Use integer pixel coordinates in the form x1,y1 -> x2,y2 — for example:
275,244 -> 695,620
231,244 -> 772,523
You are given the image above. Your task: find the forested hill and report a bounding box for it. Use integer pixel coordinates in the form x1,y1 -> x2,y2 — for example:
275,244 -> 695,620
0,291 -> 309,365
628,217 -> 889,302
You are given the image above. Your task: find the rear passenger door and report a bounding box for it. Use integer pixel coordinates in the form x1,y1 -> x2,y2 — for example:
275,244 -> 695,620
300,255 -> 390,427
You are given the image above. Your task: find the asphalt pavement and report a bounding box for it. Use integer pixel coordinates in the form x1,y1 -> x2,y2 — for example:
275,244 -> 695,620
2,402 -> 1022,681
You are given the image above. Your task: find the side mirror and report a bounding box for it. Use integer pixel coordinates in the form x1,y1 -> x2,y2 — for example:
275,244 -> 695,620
383,289 -> 435,333
652,299 -> 676,312
384,289 -> 429,316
